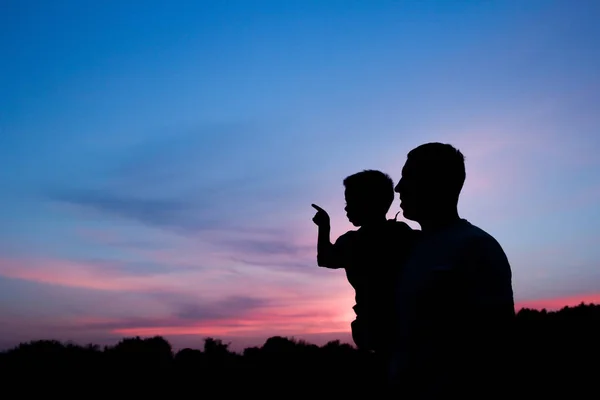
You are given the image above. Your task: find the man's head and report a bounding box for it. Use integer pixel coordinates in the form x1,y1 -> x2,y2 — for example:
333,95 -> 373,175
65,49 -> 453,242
343,170 -> 395,227
395,143 -> 465,222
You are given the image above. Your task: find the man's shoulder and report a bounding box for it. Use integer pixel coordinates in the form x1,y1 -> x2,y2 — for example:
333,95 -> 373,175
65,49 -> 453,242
454,220 -> 501,246
455,221 -> 509,264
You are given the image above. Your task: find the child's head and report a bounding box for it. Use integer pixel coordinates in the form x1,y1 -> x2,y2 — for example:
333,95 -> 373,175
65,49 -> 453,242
343,170 -> 395,227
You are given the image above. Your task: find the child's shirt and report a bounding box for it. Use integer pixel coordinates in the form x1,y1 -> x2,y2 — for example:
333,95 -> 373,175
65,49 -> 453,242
320,219 -> 418,350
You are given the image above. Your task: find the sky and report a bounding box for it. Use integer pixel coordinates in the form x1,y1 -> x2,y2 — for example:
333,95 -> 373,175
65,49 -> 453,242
1,0 -> 600,352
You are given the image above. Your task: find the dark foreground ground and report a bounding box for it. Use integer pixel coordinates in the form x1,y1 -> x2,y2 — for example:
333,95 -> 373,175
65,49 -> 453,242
1,304 -> 599,397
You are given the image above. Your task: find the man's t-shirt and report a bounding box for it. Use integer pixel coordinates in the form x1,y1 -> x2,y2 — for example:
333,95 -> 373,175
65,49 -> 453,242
393,219 -> 515,395
329,220 -> 417,351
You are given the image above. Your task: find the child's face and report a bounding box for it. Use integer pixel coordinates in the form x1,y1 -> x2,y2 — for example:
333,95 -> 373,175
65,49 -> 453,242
344,189 -> 370,227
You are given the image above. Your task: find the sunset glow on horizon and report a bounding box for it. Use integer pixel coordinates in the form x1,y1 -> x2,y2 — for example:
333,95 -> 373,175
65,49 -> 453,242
2,1 -> 600,352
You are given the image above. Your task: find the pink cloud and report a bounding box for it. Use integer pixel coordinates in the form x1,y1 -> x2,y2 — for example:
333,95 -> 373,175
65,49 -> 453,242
74,223 -> 321,275
0,257 -> 151,291
112,302 -> 352,338
516,293 -> 600,311
19,286 -> 353,346
0,250 -> 349,303
0,253 -> 248,293
0,251 -> 356,345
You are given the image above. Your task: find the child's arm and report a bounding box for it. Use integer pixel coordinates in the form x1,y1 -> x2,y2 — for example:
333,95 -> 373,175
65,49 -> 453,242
311,204 -> 344,269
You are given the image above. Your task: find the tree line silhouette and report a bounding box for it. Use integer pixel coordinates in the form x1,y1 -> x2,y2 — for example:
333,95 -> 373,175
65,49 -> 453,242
1,303 -> 598,396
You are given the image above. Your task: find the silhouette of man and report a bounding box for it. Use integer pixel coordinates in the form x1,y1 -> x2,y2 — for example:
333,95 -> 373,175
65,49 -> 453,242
311,170 -> 418,385
392,143 -> 515,398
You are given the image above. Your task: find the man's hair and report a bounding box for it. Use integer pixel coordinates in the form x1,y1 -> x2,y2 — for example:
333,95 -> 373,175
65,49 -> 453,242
343,169 -> 395,213
407,142 -> 466,197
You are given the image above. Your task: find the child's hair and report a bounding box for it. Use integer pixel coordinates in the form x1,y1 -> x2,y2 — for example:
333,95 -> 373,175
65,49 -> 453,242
343,170 -> 395,214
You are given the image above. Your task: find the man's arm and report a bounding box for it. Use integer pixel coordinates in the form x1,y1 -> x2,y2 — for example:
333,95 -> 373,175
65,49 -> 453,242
464,235 -> 515,315
461,234 -> 516,373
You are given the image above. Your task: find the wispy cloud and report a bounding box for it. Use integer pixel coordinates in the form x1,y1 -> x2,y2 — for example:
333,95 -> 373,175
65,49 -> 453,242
211,230 -> 317,272
156,293 -> 275,321
45,123 -> 313,239
50,188 -> 223,234
0,256 -> 176,292
58,294 -> 278,334
0,253 -> 351,314
106,303 -> 351,338
0,254 -> 354,347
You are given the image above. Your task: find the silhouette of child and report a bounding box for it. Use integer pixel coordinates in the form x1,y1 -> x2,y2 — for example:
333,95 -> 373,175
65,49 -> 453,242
311,170 -> 417,356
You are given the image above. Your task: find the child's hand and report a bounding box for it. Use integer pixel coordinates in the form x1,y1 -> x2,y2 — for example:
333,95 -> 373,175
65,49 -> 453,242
311,204 -> 331,229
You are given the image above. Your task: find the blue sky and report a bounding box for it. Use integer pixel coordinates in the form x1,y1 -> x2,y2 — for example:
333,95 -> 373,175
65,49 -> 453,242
1,0 -> 599,351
